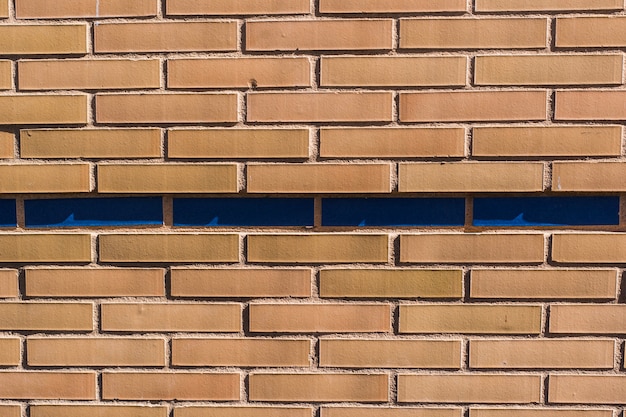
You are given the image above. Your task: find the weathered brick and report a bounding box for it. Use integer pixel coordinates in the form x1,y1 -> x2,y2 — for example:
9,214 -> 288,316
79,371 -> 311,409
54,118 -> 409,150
0,234 -> 91,263
553,162 -> 626,192
0,132 -> 13,158
556,17 -> 626,48
320,0 -> 466,13
0,25 -> 87,55
470,409 -> 611,417
322,408 -> 463,417
0,406 -> 19,417
0,164 -> 90,193
0,372 -> 95,399
0,95 -> 88,125
548,375 -> 626,404
31,405 -> 168,417
0,270 -> 18,298
556,91 -> 626,121
167,0 -> 309,15
0,0 -> 6,17
0,303 -> 93,331
0,338 -> 20,366
174,407 -> 312,417
550,304 -> 626,334
16,0 -> 157,17
0,61 -> 10,90
476,0 -> 623,11
552,233 -> 626,263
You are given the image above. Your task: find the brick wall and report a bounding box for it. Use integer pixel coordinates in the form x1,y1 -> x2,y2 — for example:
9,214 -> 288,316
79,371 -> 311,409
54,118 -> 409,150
0,0 -> 625,416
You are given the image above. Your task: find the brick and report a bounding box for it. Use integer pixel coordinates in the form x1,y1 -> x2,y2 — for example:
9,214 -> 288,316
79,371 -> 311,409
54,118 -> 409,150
470,269 -> 618,300
556,91 -> 626,121
320,339 -> 461,368
556,17 -> 626,48
550,304 -> 626,334
319,269 -> 463,298
320,128 -> 465,158
16,0 -> 157,17
101,303 -> 241,332
398,375 -> 541,403
96,93 -> 238,124
247,164 -> 391,194
248,92 -> 393,123
553,162 -> 626,192
320,0 -> 466,13
172,338 -> 310,367
168,58 -> 310,89
0,61 -> 10,90
400,234 -> 545,264
27,337 -> 166,366
0,164 -> 90,193
321,56 -> 466,87
469,339 -> 614,369
0,25 -> 87,55
0,303 -> 92,331
400,91 -> 547,122
0,0 -> 6,17
247,234 -> 389,264
0,95 -> 88,125
168,128 -> 309,159
102,372 -> 240,401
0,234 -> 91,263
246,20 -> 392,51
399,305 -> 542,334
0,270 -> 18,298
473,126 -> 622,157
171,268 -> 311,298
322,408 -> 463,417
98,164 -> 238,193
549,375 -> 626,404
470,409 -> 612,417
249,303 -> 391,333
19,59 -> 160,91
0,406 -> 19,417
0,338 -> 20,366
95,22 -> 237,53
21,129 -> 161,159
99,234 -> 239,263
476,0 -> 623,11
400,18 -> 547,49
552,233 -> 626,263
175,407 -> 312,417
249,373 -> 388,402
0,132 -> 13,158
31,405 -> 168,417
0,372 -> 95,399
167,0 -> 309,15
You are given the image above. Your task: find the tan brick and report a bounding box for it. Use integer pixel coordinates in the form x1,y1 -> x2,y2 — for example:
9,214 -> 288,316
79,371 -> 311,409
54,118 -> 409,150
0,0 -> 6,17
168,58 -> 310,89
102,372 -> 240,401
99,234 -> 239,263
98,164 -> 238,193
549,375 -> 626,404
175,407 -> 312,417
470,269 -> 618,300
320,339 -> 461,368
0,234 -> 91,263
172,338 -> 310,367
31,405 -> 168,417
556,91 -> 626,121
321,56 -> 466,87
557,17 -> 626,48
96,93 -> 238,124
400,91 -> 547,122
398,375 -> 541,403
552,234 -> 626,263
249,373 -> 388,402
246,20 -> 392,51
0,164 -> 90,192
95,22 -> 237,53
0,132 -> 13,158
248,92 -> 393,123
473,126 -> 622,157
322,408 -> 463,417
0,338 -> 20,366
320,0 -> 466,13
320,269 -> 463,298
470,409 -> 612,417
0,25 -> 87,55
399,305 -> 542,334
0,406 -> 19,417
101,303 -> 241,332
0,303 -> 92,331
167,0 -> 309,15
400,18 -> 547,49
0,61 -> 10,90
0,372 -> 95,399
247,234 -> 389,264
553,162 -> 626,192
16,0 -> 157,17
168,129 -> 309,159
21,129 -> 161,159
550,304 -> 626,334
0,270 -> 18,298
27,337 -> 166,367
171,268 -> 311,298
0,95 -> 87,125
249,303 -> 391,333
476,0 -> 623,11
320,127 -> 465,158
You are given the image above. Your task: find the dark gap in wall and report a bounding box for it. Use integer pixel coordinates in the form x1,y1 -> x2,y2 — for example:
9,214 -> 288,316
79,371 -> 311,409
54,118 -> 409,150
0,199 -> 16,227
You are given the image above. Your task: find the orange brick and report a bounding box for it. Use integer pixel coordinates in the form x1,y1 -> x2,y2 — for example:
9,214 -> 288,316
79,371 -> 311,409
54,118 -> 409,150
319,269 -> 463,298
0,406 -> 19,417
470,269 -> 618,300
0,270 -> 18,298
172,338 -> 310,367
476,0 -> 623,11
171,268 -> 311,298
320,339 -> 461,368
473,126 -> 622,157
0,61 -> 10,90
246,20 -> 392,51
320,0 -> 466,13
322,408 -> 463,417
21,129 -> 161,159
470,339 -> 614,369
0,95 -> 87,125
321,56 -> 466,87
0,164 -> 90,192
0,303 -> 92,331
175,407 -> 312,417
249,303 -> 391,333
95,22 -> 237,53
98,164 -> 238,193
0,25 -> 87,55
400,18 -> 547,49
31,405 -> 168,417
101,303 -> 241,332
0,234 -> 91,263
168,58 -> 310,89
16,0 -> 157,17
399,304 -> 542,334
249,373 -> 388,402
552,234 -> 626,263
556,17 -> 626,48
549,375 -> 626,404
553,162 -> 626,192
168,129 -> 309,159
102,372 -> 240,401
0,372 -> 95,399
167,0 -> 309,15
0,132 -> 13,158
470,409 -> 611,417
27,337 -> 166,367
550,304 -> 626,334
398,374 -> 541,403
248,92 -> 393,123
99,234 -> 239,263
556,91 -> 626,121
0,338 -> 20,366
400,91 -> 547,122
96,93 -> 238,124
247,234 -> 389,264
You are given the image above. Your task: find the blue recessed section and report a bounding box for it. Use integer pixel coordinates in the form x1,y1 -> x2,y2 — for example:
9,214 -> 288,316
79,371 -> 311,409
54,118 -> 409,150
0,200 -> 16,227
322,198 -> 466,227
25,198 -> 163,228
473,197 -> 619,226
174,198 -> 314,226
